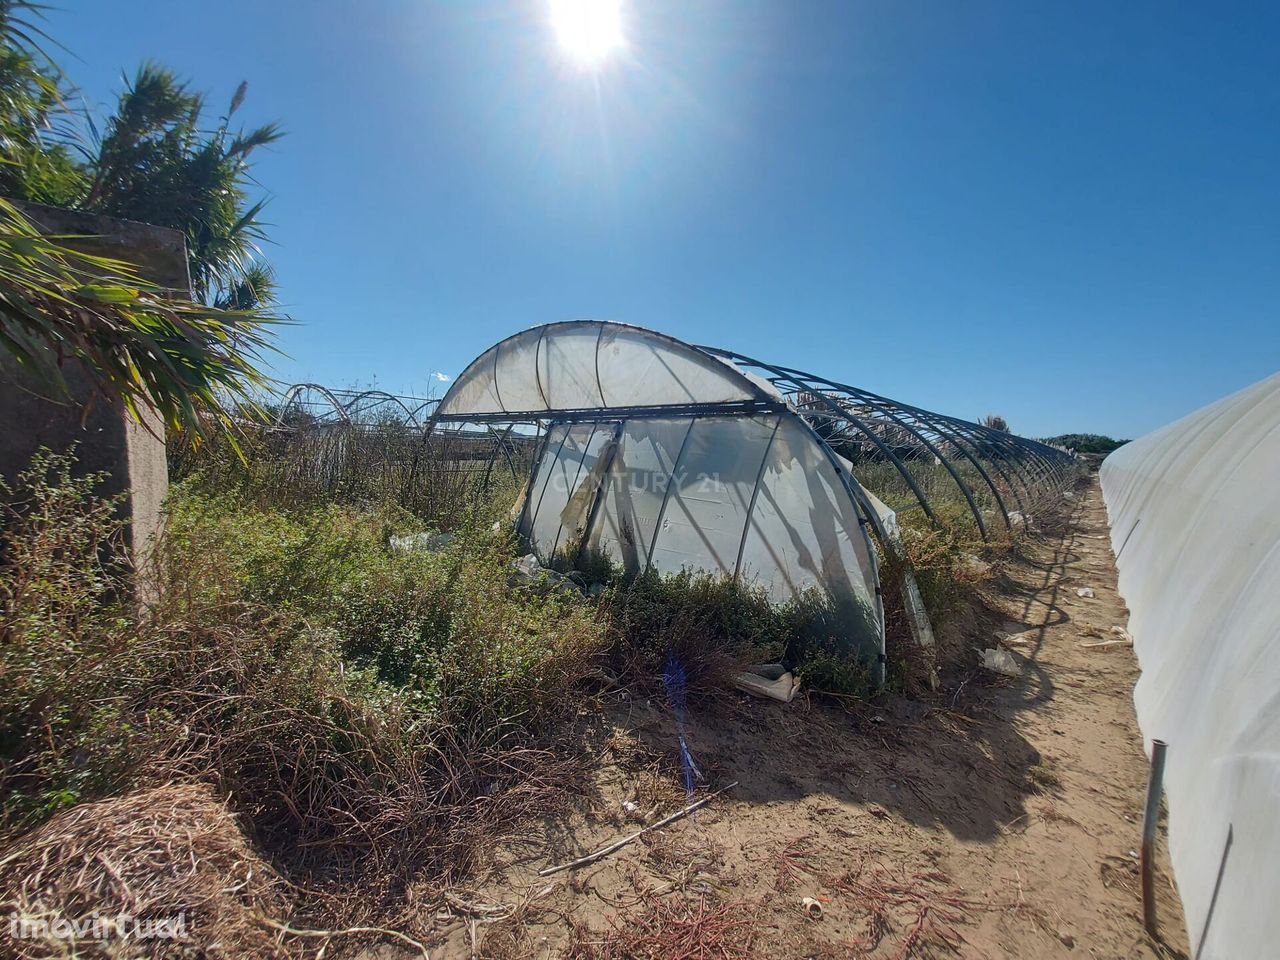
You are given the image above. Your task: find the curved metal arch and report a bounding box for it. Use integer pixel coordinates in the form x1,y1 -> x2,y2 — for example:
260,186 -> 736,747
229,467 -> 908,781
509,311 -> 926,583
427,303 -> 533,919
818,379 -> 1076,510
936,419 -> 1030,515
793,373 -> 995,540
933,417 -> 1070,515
434,319 -> 774,421
340,389 -> 425,428
880,405 -> 1014,533
275,383 -> 354,427
699,350 -> 942,526
959,420 -> 1064,507
698,345 -> 1075,535
780,388 -> 943,526
821,385 -> 1065,521
408,399 -> 440,423
702,348 -> 998,539
812,388 -> 1010,536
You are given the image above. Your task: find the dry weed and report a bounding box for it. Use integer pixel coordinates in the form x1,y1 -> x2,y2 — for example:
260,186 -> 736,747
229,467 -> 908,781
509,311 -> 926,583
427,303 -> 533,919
832,857 -> 987,960
564,892 -> 763,960
0,783 -> 294,959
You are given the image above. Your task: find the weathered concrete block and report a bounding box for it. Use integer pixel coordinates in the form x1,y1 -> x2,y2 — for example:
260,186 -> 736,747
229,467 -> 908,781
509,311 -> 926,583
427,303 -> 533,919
1,201 -> 190,592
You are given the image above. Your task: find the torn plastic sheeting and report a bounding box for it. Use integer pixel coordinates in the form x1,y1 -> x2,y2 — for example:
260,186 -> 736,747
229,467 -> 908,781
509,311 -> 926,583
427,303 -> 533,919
856,481 -> 938,682
979,647 -> 1022,677
559,432 -> 620,545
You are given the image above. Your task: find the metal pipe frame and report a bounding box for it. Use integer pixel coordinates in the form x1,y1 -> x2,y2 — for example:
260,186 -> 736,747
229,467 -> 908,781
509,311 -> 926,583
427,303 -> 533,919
430,398 -> 783,425
698,345 -> 1075,535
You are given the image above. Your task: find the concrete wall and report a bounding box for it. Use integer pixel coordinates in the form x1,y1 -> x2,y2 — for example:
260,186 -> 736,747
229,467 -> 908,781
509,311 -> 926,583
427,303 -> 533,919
1,201 -> 190,588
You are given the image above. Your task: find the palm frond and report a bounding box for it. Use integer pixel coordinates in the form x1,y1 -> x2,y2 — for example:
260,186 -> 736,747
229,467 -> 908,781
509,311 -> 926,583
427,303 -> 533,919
0,197 -> 285,446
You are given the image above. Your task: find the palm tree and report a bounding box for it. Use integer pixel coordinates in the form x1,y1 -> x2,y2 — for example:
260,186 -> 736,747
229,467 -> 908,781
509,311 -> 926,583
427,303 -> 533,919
82,65 -> 283,309
0,197 -> 278,443
0,0 -> 87,206
0,4 -> 281,444
1,2 -> 283,310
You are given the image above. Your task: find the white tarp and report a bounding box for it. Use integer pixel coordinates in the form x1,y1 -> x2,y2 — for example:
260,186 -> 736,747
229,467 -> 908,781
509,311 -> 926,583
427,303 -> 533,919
1100,370 -> 1280,960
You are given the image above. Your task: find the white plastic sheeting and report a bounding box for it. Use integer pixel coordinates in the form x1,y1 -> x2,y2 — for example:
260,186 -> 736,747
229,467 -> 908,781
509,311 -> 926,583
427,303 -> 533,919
519,414 -> 882,660
1100,371 -> 1280,960
438,322 -> 762,416
435,321 -> 885,665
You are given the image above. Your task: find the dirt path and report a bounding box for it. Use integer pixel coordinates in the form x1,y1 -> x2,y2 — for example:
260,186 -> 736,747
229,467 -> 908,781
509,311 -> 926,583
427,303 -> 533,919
428,477 -> 1188,959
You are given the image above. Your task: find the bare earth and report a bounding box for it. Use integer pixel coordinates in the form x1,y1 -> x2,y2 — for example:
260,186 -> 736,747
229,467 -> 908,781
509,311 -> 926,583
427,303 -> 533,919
424,478 -> 1188,959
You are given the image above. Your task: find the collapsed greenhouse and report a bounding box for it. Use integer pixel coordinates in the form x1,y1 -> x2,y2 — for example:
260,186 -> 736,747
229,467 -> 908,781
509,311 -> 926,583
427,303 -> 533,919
430,321 -> 1076,680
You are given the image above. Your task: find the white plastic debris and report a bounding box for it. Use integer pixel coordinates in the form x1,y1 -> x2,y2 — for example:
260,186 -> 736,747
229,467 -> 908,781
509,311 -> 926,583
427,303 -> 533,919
732,664 -> 801,703
801,897 -> 824,920
980,648 -> 1022,677
389,531 -> 450,553
509,554 -> 582,596
514,553 -> 541,578
1076,586 -> 1096,599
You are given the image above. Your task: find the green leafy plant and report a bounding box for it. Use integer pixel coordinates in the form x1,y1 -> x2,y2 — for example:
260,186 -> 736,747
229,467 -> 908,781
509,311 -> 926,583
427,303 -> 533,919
81,64 -> 283,308
0,449 -> 139,827
1,2 -> 283,310
0,196 -> 280,443
1041,433 -> 1129,455
0,1 -> 87,207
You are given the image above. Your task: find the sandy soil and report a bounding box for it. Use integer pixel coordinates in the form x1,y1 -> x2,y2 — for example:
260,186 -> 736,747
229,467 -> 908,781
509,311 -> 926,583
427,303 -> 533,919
419,478 -> 1188,959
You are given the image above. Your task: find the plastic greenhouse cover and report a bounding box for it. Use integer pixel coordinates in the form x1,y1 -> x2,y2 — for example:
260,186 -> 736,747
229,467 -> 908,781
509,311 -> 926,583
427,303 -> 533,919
518,413 -> 882,661
437,321 -> 761,417
438,321 -> 887,668
1100,370 -> 1280,960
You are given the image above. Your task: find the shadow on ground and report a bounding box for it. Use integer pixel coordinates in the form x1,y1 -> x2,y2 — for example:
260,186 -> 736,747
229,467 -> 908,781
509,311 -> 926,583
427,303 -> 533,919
492,489 -> 1093,881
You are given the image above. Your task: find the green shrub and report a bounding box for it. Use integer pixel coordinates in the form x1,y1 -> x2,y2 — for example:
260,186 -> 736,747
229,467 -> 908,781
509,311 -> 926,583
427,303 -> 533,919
600,568 -> 879,696
0,450 -> 142,828
1,444 -> 887,881
0,453 -> 605,882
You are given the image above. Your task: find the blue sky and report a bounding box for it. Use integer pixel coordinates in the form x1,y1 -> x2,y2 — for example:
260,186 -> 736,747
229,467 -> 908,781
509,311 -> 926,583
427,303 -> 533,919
48,1 -> 1278,438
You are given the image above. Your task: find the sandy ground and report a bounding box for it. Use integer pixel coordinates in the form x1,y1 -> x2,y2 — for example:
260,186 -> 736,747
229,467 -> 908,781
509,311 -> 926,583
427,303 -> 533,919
417,478 -> 1188,959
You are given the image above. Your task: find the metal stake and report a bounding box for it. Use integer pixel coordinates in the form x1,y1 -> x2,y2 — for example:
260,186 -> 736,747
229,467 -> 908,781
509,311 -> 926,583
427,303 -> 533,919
1141,738 -> 1169,939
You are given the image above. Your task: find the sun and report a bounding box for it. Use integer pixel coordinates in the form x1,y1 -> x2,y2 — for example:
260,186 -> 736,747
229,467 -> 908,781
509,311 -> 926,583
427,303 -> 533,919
550,0 -> 625,67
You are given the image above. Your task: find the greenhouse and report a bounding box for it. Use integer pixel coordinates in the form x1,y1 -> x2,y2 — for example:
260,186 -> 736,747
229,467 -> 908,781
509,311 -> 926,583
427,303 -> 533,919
430,321 -> 1075,677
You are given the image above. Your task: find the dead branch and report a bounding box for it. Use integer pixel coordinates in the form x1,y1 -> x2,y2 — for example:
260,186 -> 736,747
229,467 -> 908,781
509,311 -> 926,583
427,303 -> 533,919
538,781 -> 738,876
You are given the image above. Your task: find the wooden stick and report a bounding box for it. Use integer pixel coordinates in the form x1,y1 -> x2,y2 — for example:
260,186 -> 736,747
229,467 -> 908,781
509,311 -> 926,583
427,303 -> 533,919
256,916 -> 430,959
538,781 -> 739,877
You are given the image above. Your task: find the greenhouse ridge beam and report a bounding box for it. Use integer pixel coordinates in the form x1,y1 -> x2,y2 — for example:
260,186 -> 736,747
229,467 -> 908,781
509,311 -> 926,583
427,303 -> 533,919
430,399 -> 784,424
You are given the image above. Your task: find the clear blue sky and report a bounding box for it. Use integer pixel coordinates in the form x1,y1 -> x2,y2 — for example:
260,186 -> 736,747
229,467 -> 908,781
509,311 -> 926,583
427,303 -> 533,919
48,1 -> 1278,438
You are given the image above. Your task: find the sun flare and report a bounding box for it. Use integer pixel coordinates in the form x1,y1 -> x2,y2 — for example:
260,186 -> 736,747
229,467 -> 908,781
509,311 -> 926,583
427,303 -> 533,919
550,0 -> 624,67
